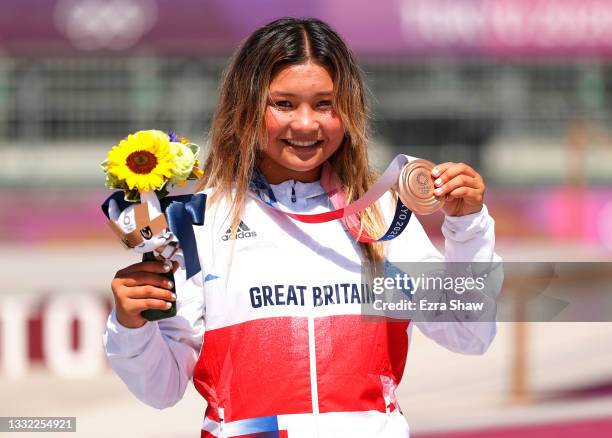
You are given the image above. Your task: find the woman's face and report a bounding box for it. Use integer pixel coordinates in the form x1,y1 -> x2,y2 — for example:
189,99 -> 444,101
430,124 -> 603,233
259,61 -> 345,184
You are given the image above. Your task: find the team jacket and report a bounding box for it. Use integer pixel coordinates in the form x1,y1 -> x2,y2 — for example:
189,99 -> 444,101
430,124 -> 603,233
103,178 -> 502,438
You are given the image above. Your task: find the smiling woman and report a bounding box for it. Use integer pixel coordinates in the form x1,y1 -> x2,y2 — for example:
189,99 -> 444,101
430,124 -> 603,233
103,17 -> 501,438
198,17 -> 382,260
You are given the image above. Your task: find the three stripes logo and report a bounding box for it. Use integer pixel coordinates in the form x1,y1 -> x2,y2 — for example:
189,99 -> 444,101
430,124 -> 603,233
222,221 -> 257,241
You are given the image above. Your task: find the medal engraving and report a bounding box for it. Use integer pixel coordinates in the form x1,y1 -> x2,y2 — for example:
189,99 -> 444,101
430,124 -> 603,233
397,159 -> 444,215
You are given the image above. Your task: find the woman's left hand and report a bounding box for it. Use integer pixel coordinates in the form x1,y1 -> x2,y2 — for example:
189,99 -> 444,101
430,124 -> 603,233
431,162 -> 485,217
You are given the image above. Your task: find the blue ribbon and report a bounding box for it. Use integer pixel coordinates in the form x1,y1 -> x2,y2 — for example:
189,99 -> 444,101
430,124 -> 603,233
249,167 -> 278,206
377,199 -> 412,241
101,192 -> 206,279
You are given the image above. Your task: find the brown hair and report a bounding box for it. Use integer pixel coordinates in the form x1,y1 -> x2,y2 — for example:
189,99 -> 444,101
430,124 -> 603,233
196,17 -> 387,263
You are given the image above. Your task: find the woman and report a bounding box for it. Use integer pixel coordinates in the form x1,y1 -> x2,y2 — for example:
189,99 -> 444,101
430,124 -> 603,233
104,17 -> 500,438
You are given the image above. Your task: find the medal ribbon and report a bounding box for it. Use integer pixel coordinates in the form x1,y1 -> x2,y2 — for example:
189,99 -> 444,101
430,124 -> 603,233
249,154 -> 418,243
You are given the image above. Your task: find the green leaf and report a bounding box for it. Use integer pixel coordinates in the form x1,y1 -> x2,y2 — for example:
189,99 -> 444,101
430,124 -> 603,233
124,189 -> 141,202
156,187 -> 170,199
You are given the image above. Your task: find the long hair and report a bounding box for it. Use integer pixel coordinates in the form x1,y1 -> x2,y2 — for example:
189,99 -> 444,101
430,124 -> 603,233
196,17 -> 387,263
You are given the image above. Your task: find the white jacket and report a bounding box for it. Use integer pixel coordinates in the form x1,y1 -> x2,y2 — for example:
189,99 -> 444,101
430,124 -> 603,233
103,178 -> 501,438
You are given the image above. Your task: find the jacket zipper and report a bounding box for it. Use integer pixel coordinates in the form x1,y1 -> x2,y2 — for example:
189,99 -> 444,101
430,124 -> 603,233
307,291 -> 320,436
291,183 -> 296,203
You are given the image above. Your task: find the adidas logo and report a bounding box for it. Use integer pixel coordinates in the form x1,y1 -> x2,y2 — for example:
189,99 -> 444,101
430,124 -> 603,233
222,220 -> 257,241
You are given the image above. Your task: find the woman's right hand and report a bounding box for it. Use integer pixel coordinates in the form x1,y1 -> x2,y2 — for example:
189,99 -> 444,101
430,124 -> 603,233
111,261 -> 178,328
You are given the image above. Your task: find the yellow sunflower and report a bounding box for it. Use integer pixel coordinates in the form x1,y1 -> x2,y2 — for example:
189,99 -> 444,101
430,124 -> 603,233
105,130 -> 176,192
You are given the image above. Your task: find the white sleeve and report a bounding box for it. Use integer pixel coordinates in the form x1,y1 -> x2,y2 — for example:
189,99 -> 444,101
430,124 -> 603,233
385,200 -> 503,355
102,252 -> 205,409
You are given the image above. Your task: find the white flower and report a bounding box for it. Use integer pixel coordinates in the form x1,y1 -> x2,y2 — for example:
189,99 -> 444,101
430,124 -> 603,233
168,141 -> 197,185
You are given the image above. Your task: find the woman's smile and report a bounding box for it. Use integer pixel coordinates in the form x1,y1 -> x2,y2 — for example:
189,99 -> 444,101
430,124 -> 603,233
281,139 -> 324,147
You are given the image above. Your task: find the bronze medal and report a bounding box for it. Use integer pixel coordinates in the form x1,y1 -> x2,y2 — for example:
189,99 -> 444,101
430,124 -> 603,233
397,159 -> 444,215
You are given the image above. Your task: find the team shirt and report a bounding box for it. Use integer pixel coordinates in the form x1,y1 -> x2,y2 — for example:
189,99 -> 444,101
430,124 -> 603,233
103,178 -> 501,438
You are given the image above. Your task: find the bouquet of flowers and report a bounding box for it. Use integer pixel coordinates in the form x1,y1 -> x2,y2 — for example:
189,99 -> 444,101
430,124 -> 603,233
102,129 -> 202,201
101,129 -> 205,321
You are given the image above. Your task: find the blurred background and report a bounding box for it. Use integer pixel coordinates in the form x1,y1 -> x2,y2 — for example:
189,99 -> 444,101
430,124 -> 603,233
1,0 -> 612,436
